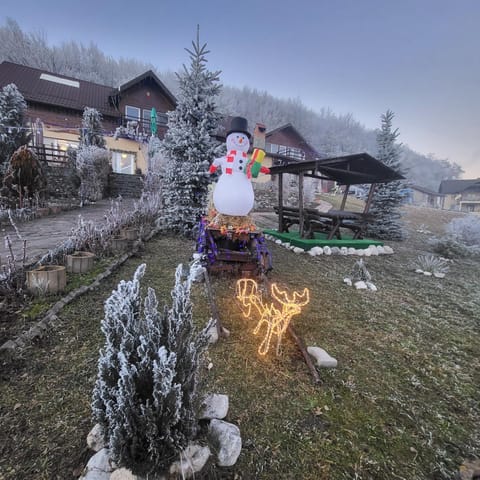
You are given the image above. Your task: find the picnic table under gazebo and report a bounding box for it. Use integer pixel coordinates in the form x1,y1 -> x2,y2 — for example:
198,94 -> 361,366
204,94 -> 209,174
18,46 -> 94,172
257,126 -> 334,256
267,152 -> 404,243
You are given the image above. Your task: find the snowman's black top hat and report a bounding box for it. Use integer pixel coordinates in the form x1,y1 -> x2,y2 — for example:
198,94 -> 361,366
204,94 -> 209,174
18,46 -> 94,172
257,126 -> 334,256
227,116 -> 251,139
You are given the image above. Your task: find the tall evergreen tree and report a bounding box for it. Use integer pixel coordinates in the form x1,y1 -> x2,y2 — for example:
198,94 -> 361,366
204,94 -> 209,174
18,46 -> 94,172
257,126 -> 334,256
0,83 -> 31,174
161,28 -> 222,237
80,107 -> 106,148
365,110 -> 405,240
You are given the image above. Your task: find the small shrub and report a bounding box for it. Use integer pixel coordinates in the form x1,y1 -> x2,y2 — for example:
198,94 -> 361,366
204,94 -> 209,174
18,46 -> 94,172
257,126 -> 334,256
414,254 -> 449,275
92,264 -> 210,476
76,146 -> 111,204
350,258 -> 372,282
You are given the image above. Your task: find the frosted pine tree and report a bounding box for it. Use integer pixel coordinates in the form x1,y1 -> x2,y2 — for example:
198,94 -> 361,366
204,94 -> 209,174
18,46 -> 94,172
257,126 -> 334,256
0,83 -> 31,173
365,110 -> 406,240
92,264 -> 210,476
80,107 -> 106,148
161,29 -> 222,237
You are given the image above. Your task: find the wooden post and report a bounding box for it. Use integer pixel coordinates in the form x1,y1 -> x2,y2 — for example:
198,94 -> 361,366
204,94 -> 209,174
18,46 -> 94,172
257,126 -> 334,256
203,269 -> 227,338
299,172 -> 305,237
278,173 -> 284,232
363,183 -> 376,214
287,324 -> 321,384
340,184 -> 349,211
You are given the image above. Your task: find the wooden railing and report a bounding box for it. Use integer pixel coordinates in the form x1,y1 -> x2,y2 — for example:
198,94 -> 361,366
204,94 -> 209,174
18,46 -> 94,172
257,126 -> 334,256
31,146 -> 70,166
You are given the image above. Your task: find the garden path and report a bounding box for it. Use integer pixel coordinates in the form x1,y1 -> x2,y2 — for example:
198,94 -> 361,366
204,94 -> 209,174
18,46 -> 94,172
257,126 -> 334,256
0,198 -> 135,266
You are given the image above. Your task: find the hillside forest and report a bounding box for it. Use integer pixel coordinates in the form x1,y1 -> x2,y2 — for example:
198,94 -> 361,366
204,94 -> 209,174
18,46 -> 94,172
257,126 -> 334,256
0,18 -> 463,191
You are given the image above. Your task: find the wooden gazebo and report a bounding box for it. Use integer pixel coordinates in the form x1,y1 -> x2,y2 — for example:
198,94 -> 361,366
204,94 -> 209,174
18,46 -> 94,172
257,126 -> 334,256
268,153 -> 404,239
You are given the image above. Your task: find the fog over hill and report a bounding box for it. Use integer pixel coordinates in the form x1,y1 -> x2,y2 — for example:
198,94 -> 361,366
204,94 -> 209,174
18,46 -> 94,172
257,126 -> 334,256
0,18 -> 463,191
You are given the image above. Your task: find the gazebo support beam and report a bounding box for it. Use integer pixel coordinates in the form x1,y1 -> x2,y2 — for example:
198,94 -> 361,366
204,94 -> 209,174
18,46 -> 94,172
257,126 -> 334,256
278,173 -> 284,232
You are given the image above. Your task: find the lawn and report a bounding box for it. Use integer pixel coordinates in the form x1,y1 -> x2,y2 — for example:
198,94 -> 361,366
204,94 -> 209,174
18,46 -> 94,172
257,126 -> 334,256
0,206 -> 479,479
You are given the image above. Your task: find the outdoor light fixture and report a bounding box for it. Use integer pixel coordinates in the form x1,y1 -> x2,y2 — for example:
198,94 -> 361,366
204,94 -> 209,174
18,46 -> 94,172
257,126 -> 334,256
236,279 -> 310,356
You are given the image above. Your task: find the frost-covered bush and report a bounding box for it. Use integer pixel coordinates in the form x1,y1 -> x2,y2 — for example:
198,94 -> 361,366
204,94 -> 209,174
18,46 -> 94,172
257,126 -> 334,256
350,258 -> 372,282
92,264 -> 210,476
446,215 -> 480,247
76,146 -> 111,203
430,214 -> 480,258
80,107 -> 106,148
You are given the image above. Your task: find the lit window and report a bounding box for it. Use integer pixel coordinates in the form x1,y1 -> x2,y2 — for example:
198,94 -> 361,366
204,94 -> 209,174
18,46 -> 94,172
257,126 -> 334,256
112,151 -> 135,174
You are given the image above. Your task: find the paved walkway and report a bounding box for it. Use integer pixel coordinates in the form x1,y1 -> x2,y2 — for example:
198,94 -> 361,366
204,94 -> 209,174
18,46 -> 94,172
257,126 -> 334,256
0,199 -> 135,266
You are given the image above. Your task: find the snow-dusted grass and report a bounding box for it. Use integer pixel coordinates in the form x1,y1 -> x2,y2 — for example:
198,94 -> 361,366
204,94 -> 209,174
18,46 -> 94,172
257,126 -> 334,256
0,206 -> 479,479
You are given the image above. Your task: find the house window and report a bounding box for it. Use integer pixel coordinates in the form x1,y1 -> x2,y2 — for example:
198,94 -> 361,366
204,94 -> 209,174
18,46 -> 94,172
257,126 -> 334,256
125,105 -> 140,122
112,151 -> 135,174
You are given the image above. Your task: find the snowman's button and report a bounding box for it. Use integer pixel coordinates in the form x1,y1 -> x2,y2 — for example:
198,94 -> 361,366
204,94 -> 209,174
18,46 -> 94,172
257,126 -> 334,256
239,166 -> 243,170
239,159 -> 243,163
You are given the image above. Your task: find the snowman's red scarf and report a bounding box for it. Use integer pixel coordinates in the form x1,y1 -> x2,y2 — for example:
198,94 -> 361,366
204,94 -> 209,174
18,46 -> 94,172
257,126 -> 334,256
225,150 -> 247,175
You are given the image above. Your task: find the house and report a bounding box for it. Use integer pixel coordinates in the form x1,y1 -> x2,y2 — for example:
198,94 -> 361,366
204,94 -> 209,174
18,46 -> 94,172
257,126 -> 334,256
403,184 -> 445,208
439,179 -> 480,212
0,61 -> 176,174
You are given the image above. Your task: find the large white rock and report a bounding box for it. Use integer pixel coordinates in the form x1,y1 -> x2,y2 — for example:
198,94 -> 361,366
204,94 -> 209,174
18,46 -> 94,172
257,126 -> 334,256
312,246 -> 323,255
376,245 -> 385,254
87,423 -> 105,452
354,281 -> 368,290
206,320 -> 219,344
293,247 -> 304,254
209,419 -> 242,467
275,239 -> 282,245
343,277 -> 352,286
340,247 -> 348,255
368,245 -> 379,256
199,394 -> 229,420
307,346 -> 338,368
169,443 -> 211,479
330,246 -> 340,255
366,281 -> 378,292
347,247 -> 356,255
383,245 -> 394,254
323,246 -> 332,255
433,272 -> 446,278
356,249 -> 365,256
110,468 -> 139,480
415,268 -> 424,274
80,448 -> 113,480
363,248 -> 372,257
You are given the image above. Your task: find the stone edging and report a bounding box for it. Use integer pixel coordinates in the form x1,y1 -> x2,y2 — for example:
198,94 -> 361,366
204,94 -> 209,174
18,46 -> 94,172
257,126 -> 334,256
0,227 -> 161,356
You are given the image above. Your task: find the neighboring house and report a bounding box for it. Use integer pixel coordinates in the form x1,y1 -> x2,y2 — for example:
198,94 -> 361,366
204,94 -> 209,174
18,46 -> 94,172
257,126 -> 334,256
439,179 -> 480,212
0,61 -> 176,174
403,184 -> 445,208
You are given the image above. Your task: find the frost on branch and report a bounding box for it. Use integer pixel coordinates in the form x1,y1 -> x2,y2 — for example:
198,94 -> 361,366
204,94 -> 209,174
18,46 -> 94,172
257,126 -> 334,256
92,264 -> 209,475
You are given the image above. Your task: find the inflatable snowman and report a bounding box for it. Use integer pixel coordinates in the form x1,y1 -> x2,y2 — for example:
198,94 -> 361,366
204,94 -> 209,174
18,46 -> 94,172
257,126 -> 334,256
209,117 -> 269,216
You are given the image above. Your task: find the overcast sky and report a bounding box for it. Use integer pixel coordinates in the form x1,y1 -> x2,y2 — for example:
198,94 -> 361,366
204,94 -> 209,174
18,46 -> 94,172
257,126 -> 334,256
2,0 -> 479,177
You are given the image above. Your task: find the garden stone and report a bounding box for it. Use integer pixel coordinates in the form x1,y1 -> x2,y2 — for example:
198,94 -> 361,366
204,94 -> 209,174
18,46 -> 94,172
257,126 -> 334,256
323,246 -> 332,255
209,419 -> 242,467
169,443 -> 211,478
87,423 -> 105,452
366,282 -> 378,291
275,239 -> 282,244
199,394 -> 229,420
433,272 -> 446,278
340,247 -> 348,255
363,248 -> 372,257
423,271 -> 432,276
206,320 -> 219,344
368,245 -> 379,255
354,280 -> 368,289
376,245 -> 385,254
80,448 -> 113,480
343,277 -> 352,286
312,246 -> 323,255
293,247 -> 304,254
383,245 -> 394,254
356,249 -> 364,256
415,269 -> 424,274
347,247 -> 356,255
307,346 -> 338,368
308,248 -> 317,256
110,468 -> 139,480
330,246 -> 340,255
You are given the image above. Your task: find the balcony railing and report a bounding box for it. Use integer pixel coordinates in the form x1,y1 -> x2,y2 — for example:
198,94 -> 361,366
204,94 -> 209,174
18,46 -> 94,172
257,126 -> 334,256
116,113 -> 169,139
31,145 -> 70,166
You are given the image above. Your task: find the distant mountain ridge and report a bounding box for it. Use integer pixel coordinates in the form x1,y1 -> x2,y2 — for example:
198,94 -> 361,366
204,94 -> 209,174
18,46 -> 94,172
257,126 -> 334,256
0,18 -> 463,191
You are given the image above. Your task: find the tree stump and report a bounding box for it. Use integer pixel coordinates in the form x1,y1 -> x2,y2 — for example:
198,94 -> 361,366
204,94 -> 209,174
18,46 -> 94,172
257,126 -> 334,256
66,251 -> 95,273
27,265 -> 66,295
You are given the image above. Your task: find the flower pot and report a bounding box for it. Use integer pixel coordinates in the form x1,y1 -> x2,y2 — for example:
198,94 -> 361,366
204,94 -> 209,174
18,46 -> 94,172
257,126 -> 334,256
66,251 -> 95,273
121,228 -> 139,241
35,207 -> 50,218
111,236 -> 128,252
27,265 -> 66,295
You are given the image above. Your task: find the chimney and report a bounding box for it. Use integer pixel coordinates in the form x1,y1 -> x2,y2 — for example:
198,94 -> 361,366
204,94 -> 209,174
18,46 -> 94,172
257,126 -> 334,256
253,123 -> 266,150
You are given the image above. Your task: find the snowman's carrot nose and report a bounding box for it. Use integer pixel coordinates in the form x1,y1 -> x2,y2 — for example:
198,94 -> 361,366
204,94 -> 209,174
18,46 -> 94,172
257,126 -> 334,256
238,137 -> 243,143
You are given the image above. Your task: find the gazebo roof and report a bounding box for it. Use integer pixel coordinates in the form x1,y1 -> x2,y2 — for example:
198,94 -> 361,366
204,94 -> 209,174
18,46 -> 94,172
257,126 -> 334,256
269,152 -> 404,185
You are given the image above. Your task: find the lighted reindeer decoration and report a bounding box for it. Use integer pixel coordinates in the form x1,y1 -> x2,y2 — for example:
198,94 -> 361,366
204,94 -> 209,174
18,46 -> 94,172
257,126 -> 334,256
236,279 -> 310,356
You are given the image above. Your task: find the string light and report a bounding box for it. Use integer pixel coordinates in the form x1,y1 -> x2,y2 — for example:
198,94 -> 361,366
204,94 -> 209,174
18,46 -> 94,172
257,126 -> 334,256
236,279 -> 310,356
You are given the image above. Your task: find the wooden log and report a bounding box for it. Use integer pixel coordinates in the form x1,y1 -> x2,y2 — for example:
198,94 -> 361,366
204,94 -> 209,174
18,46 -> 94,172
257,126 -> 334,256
287,324 -> 321,384
203,269 -> 227,339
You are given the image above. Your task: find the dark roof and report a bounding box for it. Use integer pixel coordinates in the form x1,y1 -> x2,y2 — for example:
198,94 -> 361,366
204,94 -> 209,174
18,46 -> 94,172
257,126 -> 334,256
0,61 -> 118,117
410,184 -> 445,196
439,179 -> 480,194
269,153 -> 404,185
118,70 -> 176,106
266,123 -> 320,158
